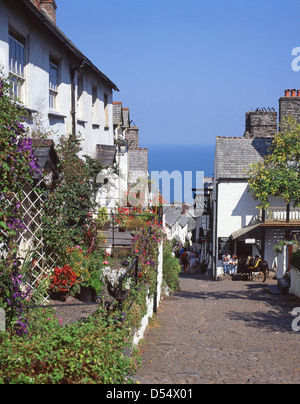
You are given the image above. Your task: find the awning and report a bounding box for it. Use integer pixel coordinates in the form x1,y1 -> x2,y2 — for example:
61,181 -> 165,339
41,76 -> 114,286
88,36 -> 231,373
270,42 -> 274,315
231,223 -> 262,240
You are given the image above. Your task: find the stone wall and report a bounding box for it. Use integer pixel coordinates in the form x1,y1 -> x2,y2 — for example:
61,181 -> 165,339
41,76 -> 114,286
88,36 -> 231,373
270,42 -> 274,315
126,126 -> 139,147
128,147 -> 148,184
244,111 -> 277,138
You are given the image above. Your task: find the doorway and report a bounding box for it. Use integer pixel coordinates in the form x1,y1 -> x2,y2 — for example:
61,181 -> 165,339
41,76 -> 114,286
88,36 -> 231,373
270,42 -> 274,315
236,241 -> 253,258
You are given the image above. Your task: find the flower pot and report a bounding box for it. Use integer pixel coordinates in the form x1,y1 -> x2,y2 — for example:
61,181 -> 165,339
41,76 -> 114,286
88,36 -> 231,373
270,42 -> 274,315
50,291 -> 69,302
77,285 -> 95,303
100,221 -> 111,230
119,227 -> 126,232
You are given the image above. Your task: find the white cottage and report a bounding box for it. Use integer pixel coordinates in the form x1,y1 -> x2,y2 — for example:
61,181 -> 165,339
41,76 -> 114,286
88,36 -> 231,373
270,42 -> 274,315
212,95 -> 300,280
0,0 -> 119,163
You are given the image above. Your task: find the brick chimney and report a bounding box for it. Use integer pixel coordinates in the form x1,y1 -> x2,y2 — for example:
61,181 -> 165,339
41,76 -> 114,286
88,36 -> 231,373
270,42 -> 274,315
31,0 -> 57,24
279,89 -> 300,127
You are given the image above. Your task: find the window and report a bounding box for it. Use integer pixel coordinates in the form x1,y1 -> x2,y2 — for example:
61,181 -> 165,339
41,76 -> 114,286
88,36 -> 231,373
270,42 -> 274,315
9,32 -> 25,100
49,60 -> 58,109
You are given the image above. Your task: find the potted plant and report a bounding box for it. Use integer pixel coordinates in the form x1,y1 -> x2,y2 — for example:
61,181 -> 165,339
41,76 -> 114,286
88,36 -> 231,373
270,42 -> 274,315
97,207 -> 110,230
49,265 -> 77,301
77,270 -> 104,303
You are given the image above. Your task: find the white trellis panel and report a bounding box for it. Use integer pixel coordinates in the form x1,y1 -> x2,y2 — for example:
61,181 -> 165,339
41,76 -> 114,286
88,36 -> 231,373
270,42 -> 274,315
3,179 -> 60,304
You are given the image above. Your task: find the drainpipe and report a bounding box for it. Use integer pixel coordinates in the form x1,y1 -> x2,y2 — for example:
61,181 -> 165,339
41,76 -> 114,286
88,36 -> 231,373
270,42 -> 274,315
212,180 -> 218,281
71,60 -> 87,137
116,123 -> 122,205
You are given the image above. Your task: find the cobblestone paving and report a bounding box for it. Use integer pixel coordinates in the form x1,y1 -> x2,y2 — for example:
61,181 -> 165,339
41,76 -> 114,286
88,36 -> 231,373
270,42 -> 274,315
135,273 -> 300,384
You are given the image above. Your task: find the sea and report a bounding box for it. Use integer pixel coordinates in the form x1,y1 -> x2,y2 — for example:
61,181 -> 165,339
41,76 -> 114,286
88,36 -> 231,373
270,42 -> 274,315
145,144 -> 215,204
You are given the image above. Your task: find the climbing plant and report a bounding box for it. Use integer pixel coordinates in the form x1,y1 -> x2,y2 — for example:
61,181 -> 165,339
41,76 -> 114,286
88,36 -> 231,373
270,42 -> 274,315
0,74 -> 41,335
40,133 -> 104,262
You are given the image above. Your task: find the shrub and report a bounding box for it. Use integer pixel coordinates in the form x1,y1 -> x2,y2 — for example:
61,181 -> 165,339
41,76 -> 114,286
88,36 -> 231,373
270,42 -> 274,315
291,250 -> 300,271
162,243 -> 181,292
126,217 -> 144,231
0,308 -> 137,384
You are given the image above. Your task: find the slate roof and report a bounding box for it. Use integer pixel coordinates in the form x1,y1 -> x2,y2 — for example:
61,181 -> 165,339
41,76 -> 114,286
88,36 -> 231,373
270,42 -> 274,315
187,216 -> 196,232
163,206 -> 181,228
178,215 -> 189,228
215,137 -> 273,180
32,139 -> 59,179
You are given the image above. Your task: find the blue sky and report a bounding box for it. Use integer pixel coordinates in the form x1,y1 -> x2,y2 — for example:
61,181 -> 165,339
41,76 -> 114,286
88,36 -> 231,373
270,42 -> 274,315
57,0 -> 300,146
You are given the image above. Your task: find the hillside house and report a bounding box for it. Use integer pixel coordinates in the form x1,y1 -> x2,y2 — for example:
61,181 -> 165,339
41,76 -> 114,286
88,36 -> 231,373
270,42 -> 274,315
212,92 -> 300,280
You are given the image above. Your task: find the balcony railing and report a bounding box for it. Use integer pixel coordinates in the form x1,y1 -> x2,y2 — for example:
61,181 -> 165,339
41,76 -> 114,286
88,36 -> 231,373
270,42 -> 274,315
264,206 -> 300,223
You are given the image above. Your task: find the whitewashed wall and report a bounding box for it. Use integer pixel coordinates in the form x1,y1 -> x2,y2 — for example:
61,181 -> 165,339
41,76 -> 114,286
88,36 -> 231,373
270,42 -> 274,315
216,181 -> 288,274
0,0 -> 115,161
290,267 -> 300,298
133,242 -> 164,346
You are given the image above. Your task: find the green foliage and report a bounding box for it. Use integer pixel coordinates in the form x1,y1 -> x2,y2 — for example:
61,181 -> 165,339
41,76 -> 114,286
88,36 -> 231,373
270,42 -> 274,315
0,308 -> 137,384
96,206 -> 109,227
40,133 -> 103,261
162,241 -> 181,292
291,250 -> 300,271
248,116 -> 300,209
0,75 -> 40,250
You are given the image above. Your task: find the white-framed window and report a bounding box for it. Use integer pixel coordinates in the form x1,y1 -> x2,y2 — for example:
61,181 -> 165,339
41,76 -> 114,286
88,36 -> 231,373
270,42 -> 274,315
49,60 -> 58,109
9,32 -> 25,100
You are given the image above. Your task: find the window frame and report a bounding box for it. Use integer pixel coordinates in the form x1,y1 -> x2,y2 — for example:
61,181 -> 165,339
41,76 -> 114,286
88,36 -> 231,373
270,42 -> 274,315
49,59 -> 59,110
8,32 -> 26,100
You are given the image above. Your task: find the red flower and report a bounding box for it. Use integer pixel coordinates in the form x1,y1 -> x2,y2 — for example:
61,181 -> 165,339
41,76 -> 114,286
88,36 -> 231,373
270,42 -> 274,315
50,265 -> 77,293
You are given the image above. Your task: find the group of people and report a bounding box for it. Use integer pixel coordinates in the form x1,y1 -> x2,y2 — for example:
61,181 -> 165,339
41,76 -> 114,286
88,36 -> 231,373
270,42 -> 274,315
174,246 -> 199,273
222,252 -> 238,275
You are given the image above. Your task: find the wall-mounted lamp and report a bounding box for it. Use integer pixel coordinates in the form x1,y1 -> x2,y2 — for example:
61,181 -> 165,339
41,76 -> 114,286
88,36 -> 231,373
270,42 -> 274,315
119,141 -> 127,155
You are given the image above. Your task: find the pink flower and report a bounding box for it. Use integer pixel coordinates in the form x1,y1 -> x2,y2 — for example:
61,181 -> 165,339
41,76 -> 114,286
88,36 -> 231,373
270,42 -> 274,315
59,318 -> 63,325
103,260 -> 109,265
135,249 -> 139,253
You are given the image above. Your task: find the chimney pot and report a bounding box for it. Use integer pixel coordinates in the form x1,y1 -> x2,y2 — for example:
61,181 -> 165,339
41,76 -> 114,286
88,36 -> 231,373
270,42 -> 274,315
297,90 -> 300,97
38,0 -> 57,24
291,89 -> 297,97
284,90 -> 291,97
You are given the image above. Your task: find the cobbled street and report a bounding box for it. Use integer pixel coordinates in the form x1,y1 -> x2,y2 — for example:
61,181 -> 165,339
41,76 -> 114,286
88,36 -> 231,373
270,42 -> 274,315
135,273 -> 300,384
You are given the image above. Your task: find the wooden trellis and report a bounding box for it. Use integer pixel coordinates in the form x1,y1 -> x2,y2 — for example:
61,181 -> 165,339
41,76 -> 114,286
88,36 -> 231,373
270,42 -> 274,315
1,139 -> 60,304
4,179 -> 60,303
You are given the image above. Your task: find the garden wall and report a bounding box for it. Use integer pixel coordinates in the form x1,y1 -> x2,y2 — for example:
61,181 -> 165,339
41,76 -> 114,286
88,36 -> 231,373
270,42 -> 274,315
132,242 -> 163,346
290,267 -> 300,298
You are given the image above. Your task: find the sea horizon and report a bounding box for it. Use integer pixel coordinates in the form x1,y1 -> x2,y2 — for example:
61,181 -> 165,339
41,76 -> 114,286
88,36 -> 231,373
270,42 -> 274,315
145,143 -> 215,204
